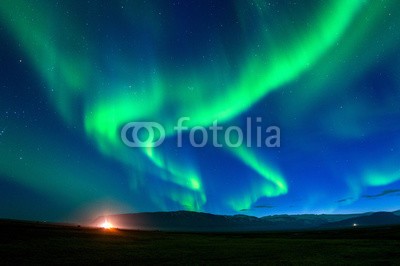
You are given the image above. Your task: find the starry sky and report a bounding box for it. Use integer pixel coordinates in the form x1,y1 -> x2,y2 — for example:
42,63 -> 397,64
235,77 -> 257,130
0,0 -> 400,222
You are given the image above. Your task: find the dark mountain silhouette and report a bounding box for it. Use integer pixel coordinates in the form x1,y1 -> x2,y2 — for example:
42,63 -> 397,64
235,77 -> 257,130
320,212 -> 400,229
94,211 -> 266,231
93,210 -> 400,232
259,213 -> 371,229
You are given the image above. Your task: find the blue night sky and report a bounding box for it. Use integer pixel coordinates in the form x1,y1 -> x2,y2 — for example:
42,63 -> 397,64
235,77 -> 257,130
0,0 -> 399,222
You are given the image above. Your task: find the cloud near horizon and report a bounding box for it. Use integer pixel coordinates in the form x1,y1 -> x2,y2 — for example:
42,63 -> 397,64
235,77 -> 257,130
362,189 -> 400,199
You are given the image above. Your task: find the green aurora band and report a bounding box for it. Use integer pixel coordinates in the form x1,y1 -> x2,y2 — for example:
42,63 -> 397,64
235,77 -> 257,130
1,0 -> 400,214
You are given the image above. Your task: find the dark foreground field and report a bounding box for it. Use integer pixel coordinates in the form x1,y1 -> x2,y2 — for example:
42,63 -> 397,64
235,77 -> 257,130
0,220 -> 399,265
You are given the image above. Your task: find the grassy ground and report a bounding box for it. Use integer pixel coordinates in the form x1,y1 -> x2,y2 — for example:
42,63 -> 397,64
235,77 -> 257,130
1,220 -> 399,265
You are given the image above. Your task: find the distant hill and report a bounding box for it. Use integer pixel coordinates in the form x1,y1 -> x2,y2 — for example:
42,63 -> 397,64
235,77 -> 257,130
259,213 -> 371,229
320,212 -> 400,229
94,211 -> 266,231
93,210 -> 400,232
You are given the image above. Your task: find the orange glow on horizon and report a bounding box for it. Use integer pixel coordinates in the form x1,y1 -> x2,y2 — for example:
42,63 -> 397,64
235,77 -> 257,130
100,219 -> 113,229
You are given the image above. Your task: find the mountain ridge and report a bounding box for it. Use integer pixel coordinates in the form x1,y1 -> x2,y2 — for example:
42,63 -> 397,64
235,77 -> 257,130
93,210 -> 400,232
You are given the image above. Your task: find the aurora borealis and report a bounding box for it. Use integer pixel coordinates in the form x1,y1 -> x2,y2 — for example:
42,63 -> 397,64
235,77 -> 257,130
1,0 -> 400,221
